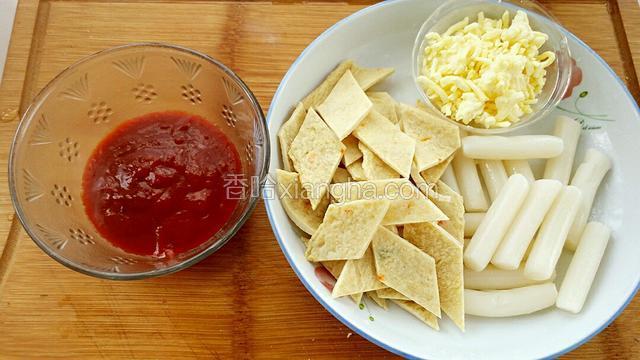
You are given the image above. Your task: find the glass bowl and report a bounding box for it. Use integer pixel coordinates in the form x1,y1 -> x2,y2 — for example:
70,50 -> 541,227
8,43 -> 269,280
412,0 -> 572,134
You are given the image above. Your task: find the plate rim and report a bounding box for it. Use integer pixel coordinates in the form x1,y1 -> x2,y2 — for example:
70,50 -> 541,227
263,0 -> 640,358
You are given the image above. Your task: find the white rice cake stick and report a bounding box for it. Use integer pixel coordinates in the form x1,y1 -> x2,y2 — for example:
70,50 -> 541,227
524,186 -> 582,280
398,104 -> 461,171
478,160 -> 509,202
441,163 -> 460,194
317,70 -> 372,140
557,222 -> 611,313
393,300 -> 440,330
372,226 -> 441,317
333,246 -> 386,298
305,199 -> 389,261
404,222 -> 465,331
463,212 -> 485,238
359,142 -> 400,180
503,160 -> 536,182
464,174 -> 530,271
353,110 -> 416,178
452,152 -> 489,212
276,170 -> 326,235
289,108 -> 345,210
351,64 -> 394,91
301,60 -> 354,109
462,135 -> 564,160
367,91 -> 399,124
465,265 -> 556,290
329,178 -> 447,225
277,102 -> 306,171
492,179 -> 563,270
543,116 -> 582,184
565,149 -> 612,250
464,283 -> 557,317
342,135 -> 363,166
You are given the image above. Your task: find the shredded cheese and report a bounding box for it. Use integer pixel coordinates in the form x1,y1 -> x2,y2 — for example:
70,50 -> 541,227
418,10 -> 556,129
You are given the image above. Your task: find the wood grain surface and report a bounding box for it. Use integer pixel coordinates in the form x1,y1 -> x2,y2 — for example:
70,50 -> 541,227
0,0 -> 638,358
618,0 -> 640,94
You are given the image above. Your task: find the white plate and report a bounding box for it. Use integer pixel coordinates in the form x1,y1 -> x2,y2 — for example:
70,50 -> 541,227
263,0 -> 640,358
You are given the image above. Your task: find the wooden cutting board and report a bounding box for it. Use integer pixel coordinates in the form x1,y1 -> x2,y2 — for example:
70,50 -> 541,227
1,0 -> 638,358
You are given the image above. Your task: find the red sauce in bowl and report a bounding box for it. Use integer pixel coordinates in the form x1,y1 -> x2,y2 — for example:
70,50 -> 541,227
82,111 -> 242,257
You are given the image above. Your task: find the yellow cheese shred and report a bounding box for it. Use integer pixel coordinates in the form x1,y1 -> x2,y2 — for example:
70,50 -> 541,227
418,10 -> 556,129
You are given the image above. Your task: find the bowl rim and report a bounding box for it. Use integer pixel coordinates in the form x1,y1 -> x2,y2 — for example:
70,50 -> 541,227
8,42 -> 270,280
411,0 -> 572,135
263,0 -> 640,358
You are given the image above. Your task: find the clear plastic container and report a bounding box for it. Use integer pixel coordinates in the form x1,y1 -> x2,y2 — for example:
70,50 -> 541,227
412,0 -> 572,134
9,43 -> 269,279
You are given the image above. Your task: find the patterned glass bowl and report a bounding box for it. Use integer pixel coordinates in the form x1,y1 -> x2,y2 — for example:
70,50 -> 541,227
8,43 -> 269,280
412,0 -> 572,134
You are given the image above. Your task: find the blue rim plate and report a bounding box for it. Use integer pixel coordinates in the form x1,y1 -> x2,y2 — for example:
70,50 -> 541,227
264,1 -> 640,358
